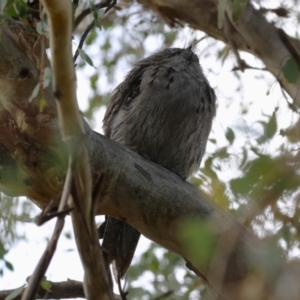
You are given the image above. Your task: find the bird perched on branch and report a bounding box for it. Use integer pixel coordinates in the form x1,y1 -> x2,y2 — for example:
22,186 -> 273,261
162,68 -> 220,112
100,46 -> 216,287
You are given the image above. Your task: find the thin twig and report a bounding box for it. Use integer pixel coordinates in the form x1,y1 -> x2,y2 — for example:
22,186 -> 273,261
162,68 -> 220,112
74,0 -> 117,30
22,167 -> 74,299
224,12 -> 246,72
34,206 -> 72,226
73,19 -> 95,64
21,215 -> 67,300
231,64 -> 267,72
73,0 -> 117,64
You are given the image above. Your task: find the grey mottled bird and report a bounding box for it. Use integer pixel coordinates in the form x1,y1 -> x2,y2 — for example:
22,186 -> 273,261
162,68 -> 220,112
101,47 -> 216,285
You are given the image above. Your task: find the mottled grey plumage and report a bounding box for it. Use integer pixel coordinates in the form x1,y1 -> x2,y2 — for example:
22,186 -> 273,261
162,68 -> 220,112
101,47 -> 216,283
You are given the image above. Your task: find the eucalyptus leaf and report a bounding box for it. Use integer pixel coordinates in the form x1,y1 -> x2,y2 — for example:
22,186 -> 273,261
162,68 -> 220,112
4,260 -> 13,271
232,0 -> 248,21
5,285 -> 24,300
0,0 -> 8,13
28,83 -> 40,102
225,127 -> 235,144
41,279 -> 52,292
218,0 -> 227,29
78,48 -> 95,67
282,58 -> 300,83
43,67 -> 52,88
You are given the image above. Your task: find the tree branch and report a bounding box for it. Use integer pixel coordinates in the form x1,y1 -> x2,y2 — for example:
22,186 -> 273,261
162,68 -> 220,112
21,214 -> 67,300
0,280 -> 122,300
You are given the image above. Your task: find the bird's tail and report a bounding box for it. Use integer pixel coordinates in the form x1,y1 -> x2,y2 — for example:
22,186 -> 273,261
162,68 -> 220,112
99,216 -> 141,291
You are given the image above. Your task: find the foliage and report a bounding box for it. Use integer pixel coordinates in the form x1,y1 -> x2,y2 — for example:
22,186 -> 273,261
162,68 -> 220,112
126,243 -> 204,299
282,58 -> 300,84
0,195 -> 34,277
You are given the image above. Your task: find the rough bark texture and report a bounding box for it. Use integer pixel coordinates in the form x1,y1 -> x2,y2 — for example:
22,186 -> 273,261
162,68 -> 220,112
0,21 -> 65,205
139,0 -> 300,105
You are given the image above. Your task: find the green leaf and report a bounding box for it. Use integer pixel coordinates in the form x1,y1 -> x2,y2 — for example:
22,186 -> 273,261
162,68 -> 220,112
5,285 -> 24,300
257,111 -> 277,143
90,74 -> 98,91
86,30 -> 97,45
4,0 -> 27,19
28,84 -> 40,102
71,2 -> 77,26
0,0 -> 8,13
39,98 -> 47,113
214,146 -> 229,159
126,287 -> 152,299
229,155 -> 297,199
232,0 -> 248,21
282,58 -> 300,84
78,49 -> 95,67
5,260 -> 13,271
41,279 -> 52,292
35,22 -> 43,35
95,19 -> 102,30
164,31 -> 178,45
0,241 -> 7,259
36,20 -> 49,38
12,1 -> 27,16
225,127 -> 235,144
264,112 -> 277,140
43,67 -> 52,88
179,220 -> 217,269
64,232 -> 72,239
218,0 -> 227,29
